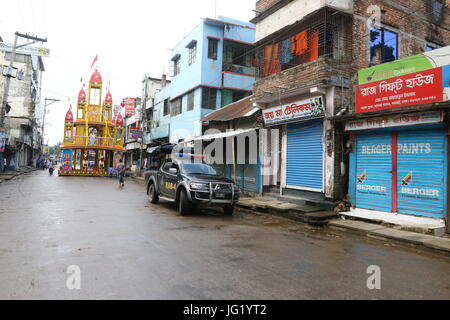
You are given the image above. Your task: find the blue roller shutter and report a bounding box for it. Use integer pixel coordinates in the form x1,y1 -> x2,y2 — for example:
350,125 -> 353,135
286,119 -> 323,190
355,133 -> 392,212
397,129 -> 447,218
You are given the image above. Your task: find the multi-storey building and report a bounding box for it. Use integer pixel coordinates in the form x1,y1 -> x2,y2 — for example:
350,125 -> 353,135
0,48 -> 45,169
251,0 -> 449,221
151,16 -> 256,144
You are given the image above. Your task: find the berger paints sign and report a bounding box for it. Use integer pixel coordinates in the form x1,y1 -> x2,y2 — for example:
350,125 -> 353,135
263,96 -> 324,126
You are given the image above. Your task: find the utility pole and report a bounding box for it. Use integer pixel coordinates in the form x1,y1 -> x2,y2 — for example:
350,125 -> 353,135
41,98 -> 60,152
0,32 -> 47,168
138,92 -> 146,177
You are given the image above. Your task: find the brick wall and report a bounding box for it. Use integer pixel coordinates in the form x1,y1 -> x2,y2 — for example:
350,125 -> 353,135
255,0 -> 283,13
353,0 -> 449,71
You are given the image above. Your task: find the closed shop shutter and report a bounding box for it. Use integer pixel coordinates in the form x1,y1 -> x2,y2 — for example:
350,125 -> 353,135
286,119 -> 323,191
355,132 -> 392,212
397,129 -> 447,218
243,164 -> 259,193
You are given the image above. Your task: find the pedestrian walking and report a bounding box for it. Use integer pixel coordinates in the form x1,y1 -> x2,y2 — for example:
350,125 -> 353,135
116,159 -> 125,187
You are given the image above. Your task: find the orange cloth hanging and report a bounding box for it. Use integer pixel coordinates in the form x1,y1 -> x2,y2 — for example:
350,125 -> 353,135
308,30 -> 319,62
270,43 -> 280,75
264,45 -> 273,76
291,30 -> 308,56
264,44 -> 280,76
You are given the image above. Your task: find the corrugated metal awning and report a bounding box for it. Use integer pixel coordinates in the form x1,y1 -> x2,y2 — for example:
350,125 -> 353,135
201,96 -> 259,122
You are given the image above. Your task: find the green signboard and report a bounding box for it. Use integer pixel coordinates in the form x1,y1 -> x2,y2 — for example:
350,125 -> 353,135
358,54 -> 432,85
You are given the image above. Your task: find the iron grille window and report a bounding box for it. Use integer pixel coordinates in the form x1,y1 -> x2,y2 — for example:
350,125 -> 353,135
171,97 -> 182,116
163,99 -> 170,116
202,87 -> 217,110
188,43 -> 197,65
173,57 -> 181,76
370,28 -> 398,64
187,91 -> 195,111
256,10 -> 351,78
208,38 -> 218,60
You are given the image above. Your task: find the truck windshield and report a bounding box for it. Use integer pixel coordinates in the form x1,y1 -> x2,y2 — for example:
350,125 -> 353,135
181,163 -> 218,175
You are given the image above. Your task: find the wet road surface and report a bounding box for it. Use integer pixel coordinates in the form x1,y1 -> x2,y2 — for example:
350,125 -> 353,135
0,170 -> 449,299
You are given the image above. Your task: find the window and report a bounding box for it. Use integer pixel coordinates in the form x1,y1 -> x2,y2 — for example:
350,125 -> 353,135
222,89 -> 251,107
432,0 -> 444,21
208,38 -> 219,60
223,41 -> 255,76
89,88 -> 101,105
171,97 -> 182,116
426,45 -> 435,52
261,27 -> 323,77
370,28 -> 398,64
173,57 -> 181,76
163,99 -> 170,116
187,91 -> 195,111
202,87 -> 217,110
162,161 -> 173,173
188,43 -> 197,65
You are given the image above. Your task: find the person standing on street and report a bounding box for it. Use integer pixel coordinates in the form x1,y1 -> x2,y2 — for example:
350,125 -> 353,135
116,159 -> 125,187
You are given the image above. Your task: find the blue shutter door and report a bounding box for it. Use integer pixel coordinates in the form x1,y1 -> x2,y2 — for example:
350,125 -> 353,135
355,133 -> 392,212
286,119 -> 324,190
397,129 -> 447,218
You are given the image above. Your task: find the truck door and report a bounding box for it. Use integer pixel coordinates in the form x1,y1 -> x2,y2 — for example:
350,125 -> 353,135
158,161 -> 172,196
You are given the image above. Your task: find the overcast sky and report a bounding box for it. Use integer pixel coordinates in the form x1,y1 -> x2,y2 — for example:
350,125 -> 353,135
0,0 -> 256,146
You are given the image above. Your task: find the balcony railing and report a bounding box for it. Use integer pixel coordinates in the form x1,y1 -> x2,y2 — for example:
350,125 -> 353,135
70,136 -> 115,147
255,8 -> 352,79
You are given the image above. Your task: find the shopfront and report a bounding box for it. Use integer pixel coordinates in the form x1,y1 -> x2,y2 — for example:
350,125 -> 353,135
262,95 -> 326,195
347,112 -> 447,219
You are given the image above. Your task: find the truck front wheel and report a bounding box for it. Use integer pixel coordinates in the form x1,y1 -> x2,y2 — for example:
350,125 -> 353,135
178,189 -> 192,216
224,204 -> 235,216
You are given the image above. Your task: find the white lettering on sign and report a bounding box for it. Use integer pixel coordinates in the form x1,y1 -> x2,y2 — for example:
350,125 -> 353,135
362,145 -> 392,155
398,143 -> 431,154
357,185 -> 387,193
361,143 -> 432,154
401,187 -> 439,198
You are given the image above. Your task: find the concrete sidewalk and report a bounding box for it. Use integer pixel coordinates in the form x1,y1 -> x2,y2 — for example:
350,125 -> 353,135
237,196 -> 337,226
238,196 -> 450,256
0,166 -> 38,183
329,219 -> 450,255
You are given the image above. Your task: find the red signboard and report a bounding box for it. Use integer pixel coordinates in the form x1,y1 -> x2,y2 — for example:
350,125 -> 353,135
124,97 -> 135,117
355,67 -> 443,113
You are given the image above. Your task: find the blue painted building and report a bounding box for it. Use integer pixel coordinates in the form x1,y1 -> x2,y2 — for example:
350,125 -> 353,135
151,16 -> 256,143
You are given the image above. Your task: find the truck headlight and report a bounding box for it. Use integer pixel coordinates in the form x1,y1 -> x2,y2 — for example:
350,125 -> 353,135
190,182 -> 209,190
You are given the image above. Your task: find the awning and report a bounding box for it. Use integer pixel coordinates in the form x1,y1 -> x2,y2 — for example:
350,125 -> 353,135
185,128 -> 256,143
201,96 -> 259,122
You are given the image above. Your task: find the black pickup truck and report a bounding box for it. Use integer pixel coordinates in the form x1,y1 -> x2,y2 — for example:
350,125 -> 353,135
144,158 -> 241,216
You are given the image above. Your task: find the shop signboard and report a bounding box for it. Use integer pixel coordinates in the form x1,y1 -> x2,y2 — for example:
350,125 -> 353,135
124,97 -> 136,117
345,111 -> 444,131
358,46 -> 450,85
355,67 -> 446,113
0,42 -> 50,57
356,46 -> 450,113
130,127 -> 142,139
263,96 -> 324,126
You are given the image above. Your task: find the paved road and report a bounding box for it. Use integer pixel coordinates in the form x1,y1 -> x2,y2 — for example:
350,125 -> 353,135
0,170 -> 449,300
